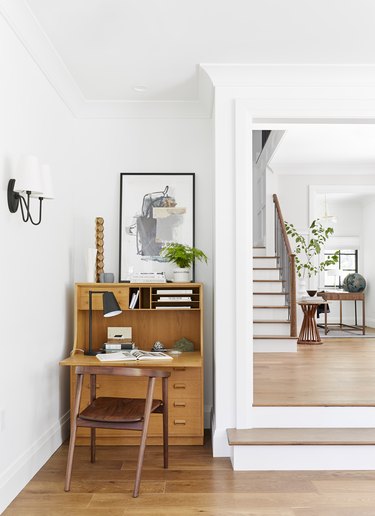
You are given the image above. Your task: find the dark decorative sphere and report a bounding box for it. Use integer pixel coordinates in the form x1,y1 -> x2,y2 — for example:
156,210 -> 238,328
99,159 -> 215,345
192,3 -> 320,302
342,273 -> 366,293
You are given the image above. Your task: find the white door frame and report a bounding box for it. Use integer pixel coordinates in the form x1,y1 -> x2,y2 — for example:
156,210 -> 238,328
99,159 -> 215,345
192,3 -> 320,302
206,64 -> 375,455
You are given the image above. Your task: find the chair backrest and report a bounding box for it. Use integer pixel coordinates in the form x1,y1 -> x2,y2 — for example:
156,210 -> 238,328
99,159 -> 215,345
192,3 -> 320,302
75,365 -> 170,379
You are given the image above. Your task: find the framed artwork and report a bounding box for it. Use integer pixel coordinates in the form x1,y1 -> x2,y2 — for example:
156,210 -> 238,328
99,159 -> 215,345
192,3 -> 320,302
119,173 -> 195,282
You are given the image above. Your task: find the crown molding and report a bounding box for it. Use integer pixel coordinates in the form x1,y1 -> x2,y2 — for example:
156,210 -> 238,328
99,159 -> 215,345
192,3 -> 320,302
0,0 -> 213,119
201,63 -> 375,88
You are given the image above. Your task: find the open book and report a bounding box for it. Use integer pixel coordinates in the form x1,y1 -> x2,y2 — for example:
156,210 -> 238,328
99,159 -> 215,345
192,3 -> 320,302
96,350 -> 173,362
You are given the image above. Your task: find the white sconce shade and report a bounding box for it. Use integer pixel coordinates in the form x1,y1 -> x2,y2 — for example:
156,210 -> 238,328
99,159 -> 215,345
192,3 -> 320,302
14,155 -> 43,194
32,163 -> 54,199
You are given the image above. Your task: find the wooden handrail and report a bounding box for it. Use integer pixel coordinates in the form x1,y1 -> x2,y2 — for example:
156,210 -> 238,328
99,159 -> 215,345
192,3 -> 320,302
272,194 -> 297,337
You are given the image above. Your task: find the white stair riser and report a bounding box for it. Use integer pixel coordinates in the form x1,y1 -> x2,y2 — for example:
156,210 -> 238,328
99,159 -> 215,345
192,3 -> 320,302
253,248 -> 266,257
253,257 -> 278,268
253,338 -> 296,352
253,323 -> 290,336
253,294 -> 286,306
253,269 -> 279,280
253,282 -> 283,293
251,407 -> 375,428
231,445 -> 375,471
253,307 -> 289,320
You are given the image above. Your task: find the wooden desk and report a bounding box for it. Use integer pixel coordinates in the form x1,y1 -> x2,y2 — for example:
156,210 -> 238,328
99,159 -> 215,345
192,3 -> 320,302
297,299 -> 327,345
317,290 -> 365,335
62,282 -> 204,446
61,352 -> 203,445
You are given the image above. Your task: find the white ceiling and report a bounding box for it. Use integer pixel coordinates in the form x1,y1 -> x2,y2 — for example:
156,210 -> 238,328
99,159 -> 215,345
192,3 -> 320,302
24,0 -> 375,103
269,125 -> 375,173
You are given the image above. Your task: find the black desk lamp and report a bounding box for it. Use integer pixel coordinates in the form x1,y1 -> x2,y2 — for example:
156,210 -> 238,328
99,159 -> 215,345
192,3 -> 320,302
86,291 -> 122,355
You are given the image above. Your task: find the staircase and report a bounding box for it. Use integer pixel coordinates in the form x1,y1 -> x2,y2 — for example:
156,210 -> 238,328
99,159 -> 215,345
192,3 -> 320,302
253,246 -> 297,352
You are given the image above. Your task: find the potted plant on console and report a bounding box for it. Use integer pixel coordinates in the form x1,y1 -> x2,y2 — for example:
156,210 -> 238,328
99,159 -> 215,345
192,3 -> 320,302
284,219 -> 339,298
161,243 -> 208,282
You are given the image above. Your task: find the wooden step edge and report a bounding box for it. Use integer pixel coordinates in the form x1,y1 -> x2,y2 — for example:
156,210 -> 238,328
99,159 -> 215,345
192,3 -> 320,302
253,320 -> 290,324
227,428 -> 375,446
253,305 -> 289,309
253,292 -> 289,295
253,335 -> 296,339
253,246 -> 266,249
253,280 -> 285,283
253,267 -> 281,271
253,256 -> 279,259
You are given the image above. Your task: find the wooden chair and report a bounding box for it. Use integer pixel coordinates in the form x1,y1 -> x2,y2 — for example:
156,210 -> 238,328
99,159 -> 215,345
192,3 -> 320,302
64,366 -> 170,497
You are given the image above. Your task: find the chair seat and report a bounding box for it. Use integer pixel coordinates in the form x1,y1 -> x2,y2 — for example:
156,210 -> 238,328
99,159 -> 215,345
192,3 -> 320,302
79,396 -> 163,423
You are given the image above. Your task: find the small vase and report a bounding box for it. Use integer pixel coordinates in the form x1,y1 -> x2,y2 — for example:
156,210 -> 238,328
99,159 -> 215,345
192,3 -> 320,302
297,278 -> 306,300
172,268 -> 190,282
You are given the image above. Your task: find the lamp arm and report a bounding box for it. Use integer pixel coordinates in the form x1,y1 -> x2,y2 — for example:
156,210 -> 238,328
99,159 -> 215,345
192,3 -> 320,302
18,192 -> 43,225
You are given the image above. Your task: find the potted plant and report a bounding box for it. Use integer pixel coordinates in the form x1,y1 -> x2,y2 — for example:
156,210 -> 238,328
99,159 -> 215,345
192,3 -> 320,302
284,219 -> 339,296
161,243 -> 208,282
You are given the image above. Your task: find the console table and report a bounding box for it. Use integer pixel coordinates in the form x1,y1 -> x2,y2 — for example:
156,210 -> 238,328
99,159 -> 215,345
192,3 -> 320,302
317,290 -> 365,335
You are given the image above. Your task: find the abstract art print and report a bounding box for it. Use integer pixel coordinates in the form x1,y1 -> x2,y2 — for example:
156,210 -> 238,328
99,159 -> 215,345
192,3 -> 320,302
119,173 -> 195,281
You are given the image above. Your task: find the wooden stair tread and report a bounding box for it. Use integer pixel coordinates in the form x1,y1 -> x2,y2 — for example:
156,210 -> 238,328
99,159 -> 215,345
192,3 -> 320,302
253,335 -> 296,339
253,280 -> 285,283
254,292 -> 288,295
253,267 -> 281,270
253,256 -> 279,259
254,305 -> 289,309
253,246 -> 265,249
227,428 -> 375,446
253,320 -> 289,324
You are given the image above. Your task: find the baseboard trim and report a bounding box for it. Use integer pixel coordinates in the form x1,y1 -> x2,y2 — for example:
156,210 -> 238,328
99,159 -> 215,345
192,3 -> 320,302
0,410 -> 70,514
231,444 -> 375,470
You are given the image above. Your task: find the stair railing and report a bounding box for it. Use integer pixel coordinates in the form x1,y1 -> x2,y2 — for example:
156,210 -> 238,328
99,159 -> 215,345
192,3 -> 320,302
273,194 -> 297,337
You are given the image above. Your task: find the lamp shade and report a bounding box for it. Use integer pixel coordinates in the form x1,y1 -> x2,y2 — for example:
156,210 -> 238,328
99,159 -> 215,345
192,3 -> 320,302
39,163 -> 54,199
103,292 -> 122,317
14,155 -> 43,194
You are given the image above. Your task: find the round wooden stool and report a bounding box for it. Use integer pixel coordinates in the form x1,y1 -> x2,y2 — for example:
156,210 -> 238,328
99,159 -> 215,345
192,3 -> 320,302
297,300 -> 327,345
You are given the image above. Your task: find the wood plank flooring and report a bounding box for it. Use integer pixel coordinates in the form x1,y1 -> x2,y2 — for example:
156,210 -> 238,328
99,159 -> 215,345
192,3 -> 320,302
254,337 -> 375,406
6,435 -> 375,515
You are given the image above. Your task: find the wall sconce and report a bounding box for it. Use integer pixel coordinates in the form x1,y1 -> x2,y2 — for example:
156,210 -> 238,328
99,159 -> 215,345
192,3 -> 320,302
7,155 -> 54,225
87,291 -> 123,355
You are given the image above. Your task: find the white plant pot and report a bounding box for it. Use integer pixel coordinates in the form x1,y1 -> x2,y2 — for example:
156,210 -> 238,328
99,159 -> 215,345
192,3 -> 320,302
297,278 -> 306,300
172,268 -> 190,283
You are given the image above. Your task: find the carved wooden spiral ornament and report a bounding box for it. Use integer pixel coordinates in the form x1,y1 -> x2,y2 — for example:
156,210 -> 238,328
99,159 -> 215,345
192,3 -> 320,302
96,217 -> 104,282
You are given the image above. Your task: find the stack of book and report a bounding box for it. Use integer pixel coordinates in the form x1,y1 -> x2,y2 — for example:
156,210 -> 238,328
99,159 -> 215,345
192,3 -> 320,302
101,342 -> 136,353
129,290 -> 139,309
130,272 -> 166,283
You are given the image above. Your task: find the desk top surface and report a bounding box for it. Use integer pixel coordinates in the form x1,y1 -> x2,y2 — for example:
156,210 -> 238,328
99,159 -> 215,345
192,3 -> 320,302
60,351 -> 202,368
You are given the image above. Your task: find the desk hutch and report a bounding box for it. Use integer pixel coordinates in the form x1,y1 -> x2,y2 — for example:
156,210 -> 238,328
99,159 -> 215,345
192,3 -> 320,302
60,282 -> 204,445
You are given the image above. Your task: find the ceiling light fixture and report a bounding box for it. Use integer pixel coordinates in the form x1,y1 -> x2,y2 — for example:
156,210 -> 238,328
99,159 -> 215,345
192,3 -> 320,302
320,194 -> 337,225
133,85 -> 147,93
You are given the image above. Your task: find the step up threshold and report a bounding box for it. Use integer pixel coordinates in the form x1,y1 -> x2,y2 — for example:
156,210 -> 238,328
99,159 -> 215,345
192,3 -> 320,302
227,428 -> 375,446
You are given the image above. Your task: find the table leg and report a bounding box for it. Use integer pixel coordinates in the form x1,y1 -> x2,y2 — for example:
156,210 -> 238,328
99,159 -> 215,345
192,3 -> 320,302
324,303 -> 328,335
363,299 -> 366,335
355,300 -> 358,326
340,300 -> 342,328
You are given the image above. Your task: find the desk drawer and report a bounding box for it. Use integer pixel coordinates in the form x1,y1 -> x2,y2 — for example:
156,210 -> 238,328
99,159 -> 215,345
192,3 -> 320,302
170,398 -> 201,417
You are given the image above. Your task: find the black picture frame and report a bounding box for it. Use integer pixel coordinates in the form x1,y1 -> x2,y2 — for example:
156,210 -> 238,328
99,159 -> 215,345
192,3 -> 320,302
119,173 -> 195,282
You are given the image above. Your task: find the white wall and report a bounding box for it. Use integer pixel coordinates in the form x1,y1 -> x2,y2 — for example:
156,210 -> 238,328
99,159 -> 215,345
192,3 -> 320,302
363,199 -> 375,326
0,14 -> 76,512
72,117 -> 214,423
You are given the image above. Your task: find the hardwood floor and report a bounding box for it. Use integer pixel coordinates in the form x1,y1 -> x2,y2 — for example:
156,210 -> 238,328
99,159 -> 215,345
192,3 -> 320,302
6,435 -> 375,515
254,337 -> 375,406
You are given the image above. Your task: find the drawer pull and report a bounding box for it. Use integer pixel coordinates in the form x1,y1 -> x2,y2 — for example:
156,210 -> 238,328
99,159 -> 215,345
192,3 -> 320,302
173,401 -> 186,407
173,383 -> 186,389
174,419 -> 186,425
173,367 -> 186,371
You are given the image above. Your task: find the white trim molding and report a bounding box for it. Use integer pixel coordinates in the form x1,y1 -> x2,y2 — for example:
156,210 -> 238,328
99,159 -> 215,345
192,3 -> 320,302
0,1 -> 213,118
204,63 -> 375,458
0,411 -> 70,514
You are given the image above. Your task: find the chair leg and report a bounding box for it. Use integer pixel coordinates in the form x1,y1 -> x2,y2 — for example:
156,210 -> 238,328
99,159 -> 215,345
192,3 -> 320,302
64,422 -> 77,491
90,428 -> 96,463
133,377 -> 155,498
65,373 -> 83,492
